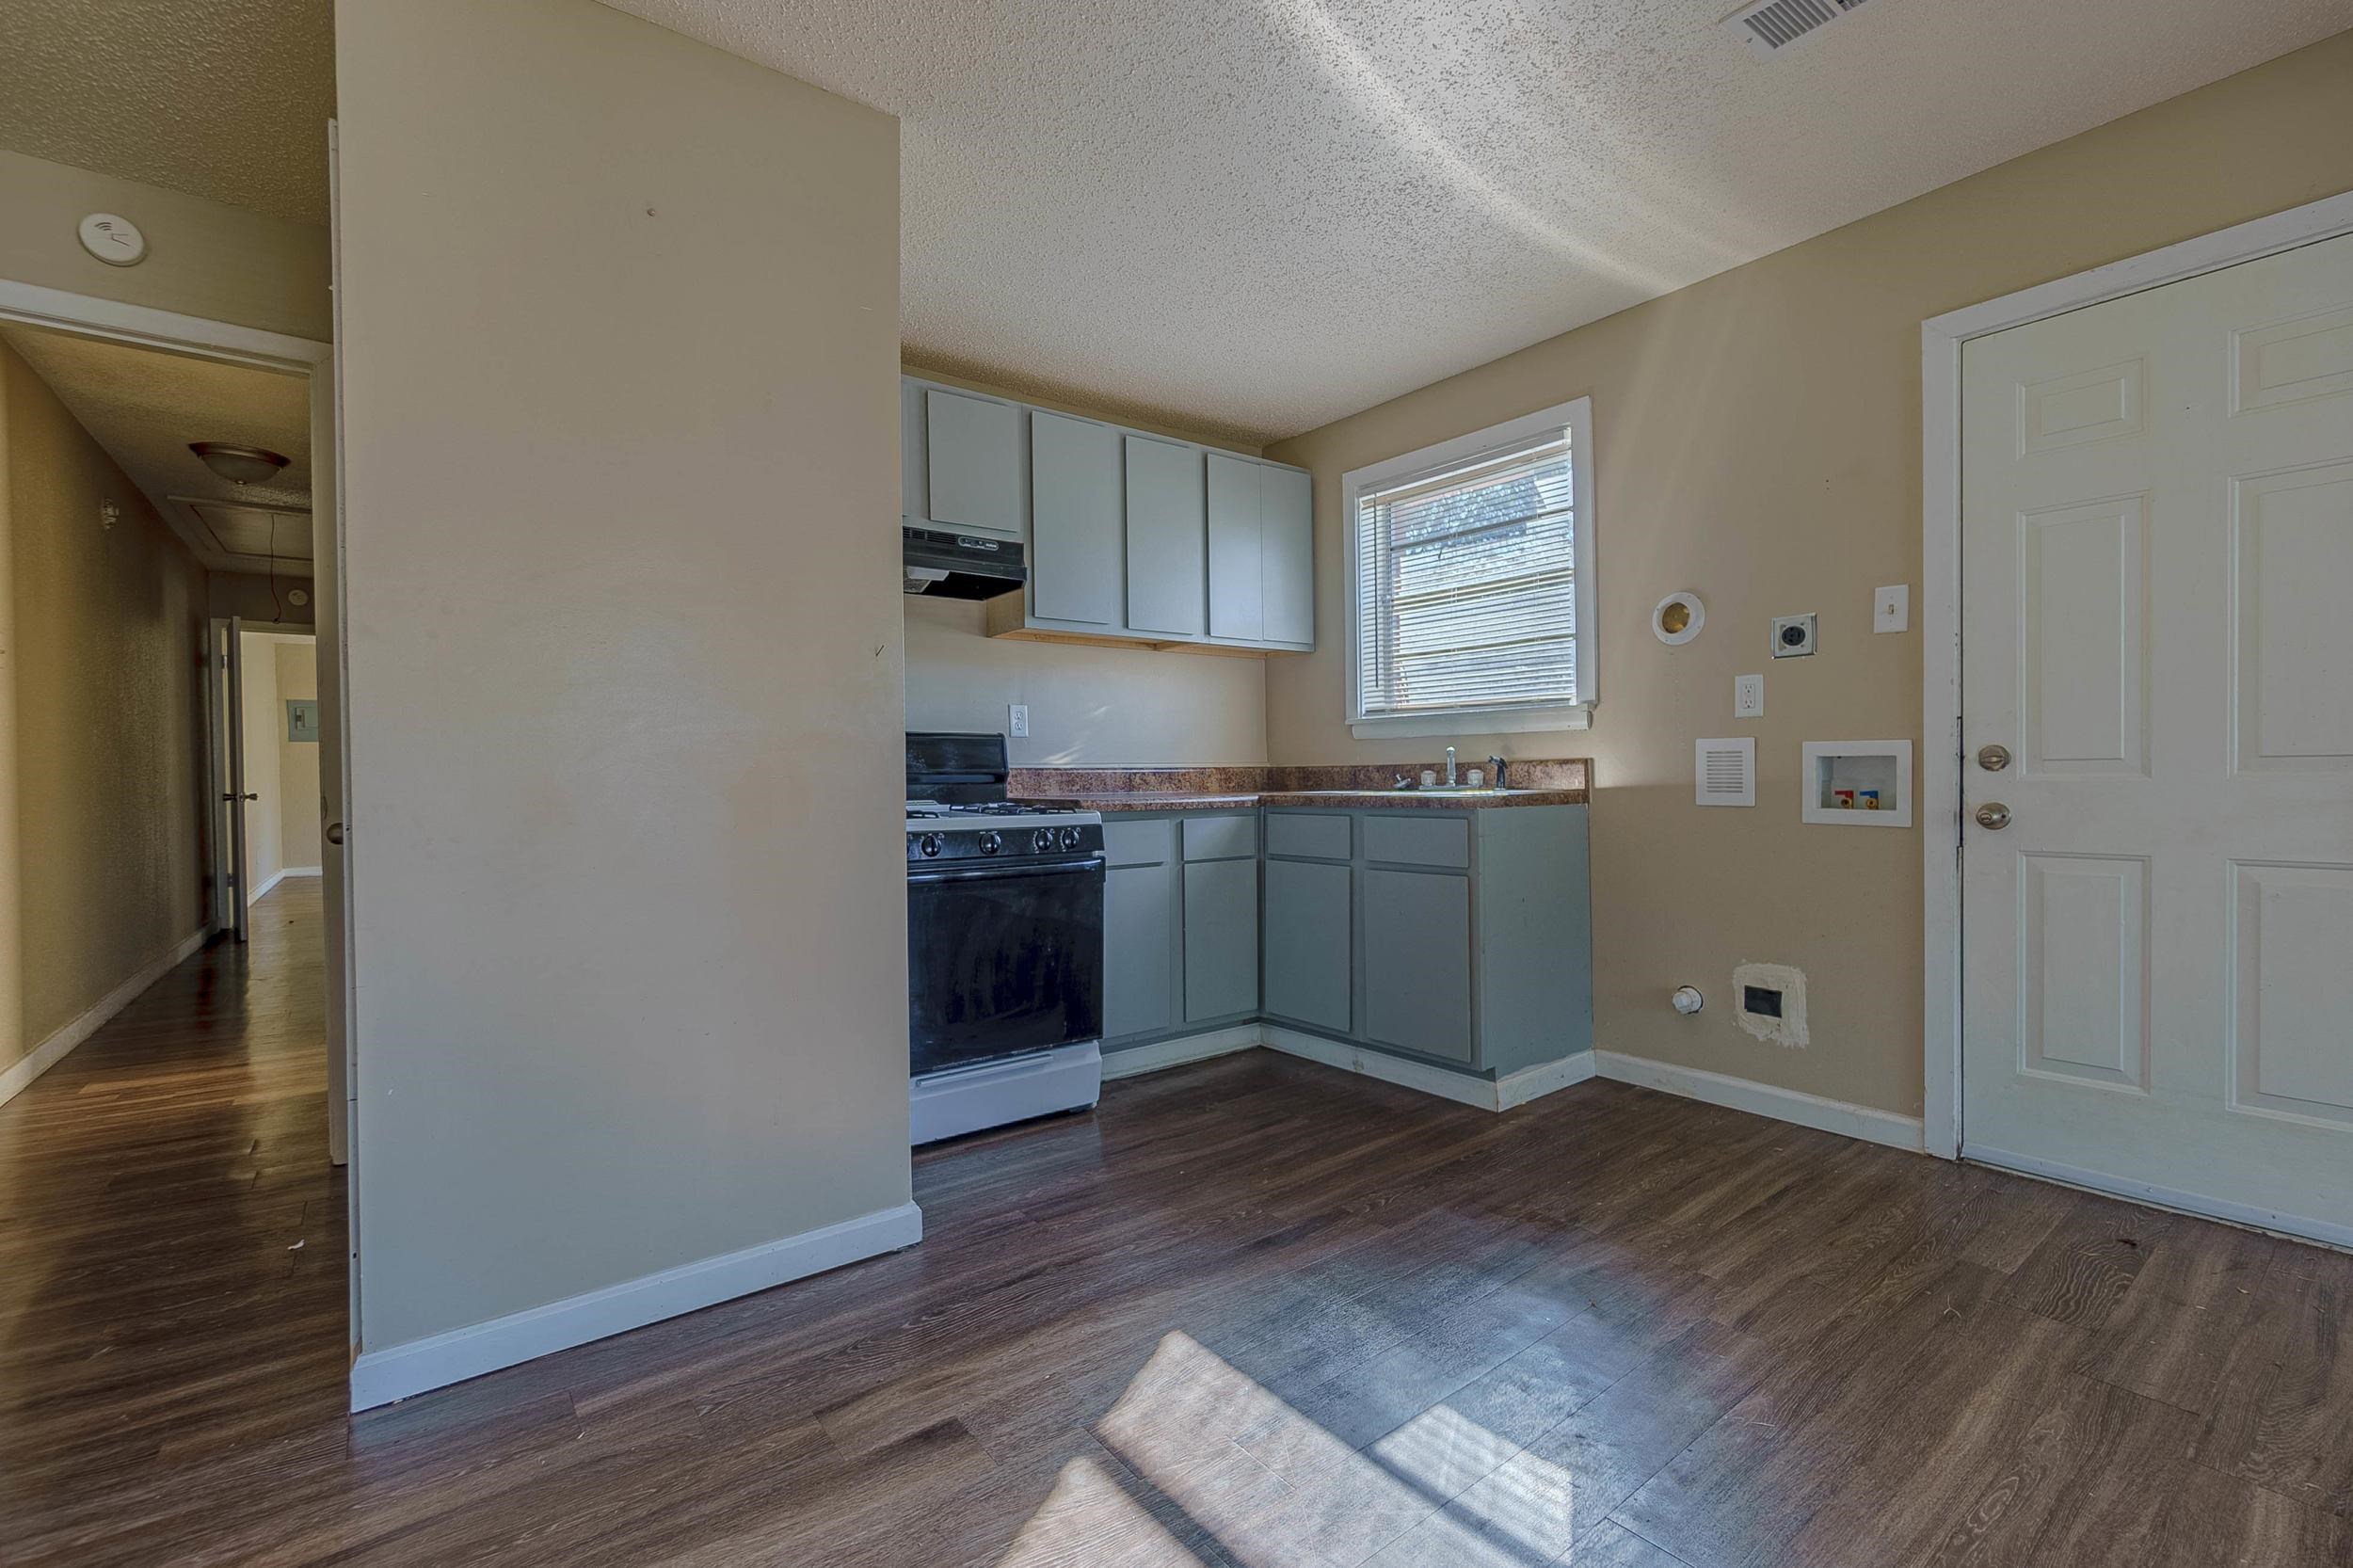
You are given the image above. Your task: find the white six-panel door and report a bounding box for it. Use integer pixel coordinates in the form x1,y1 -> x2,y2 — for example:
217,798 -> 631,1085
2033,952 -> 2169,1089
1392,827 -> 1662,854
1961,231 -> 2353,1245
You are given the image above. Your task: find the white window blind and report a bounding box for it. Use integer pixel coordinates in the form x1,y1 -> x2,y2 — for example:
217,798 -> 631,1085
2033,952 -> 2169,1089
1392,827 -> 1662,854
1353,428 -> 1579,720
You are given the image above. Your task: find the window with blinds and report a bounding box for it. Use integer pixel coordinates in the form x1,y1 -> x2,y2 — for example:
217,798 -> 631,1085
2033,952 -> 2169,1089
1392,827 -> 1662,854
1352,415 -> 1587,726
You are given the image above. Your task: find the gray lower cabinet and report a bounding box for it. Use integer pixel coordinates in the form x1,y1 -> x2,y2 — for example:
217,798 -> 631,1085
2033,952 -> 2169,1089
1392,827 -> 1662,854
1182,857 -> 1258,1022
1262,857 -> 1350,1032
1103,860 -> 1176,1041
1359,867 -> 1474,1063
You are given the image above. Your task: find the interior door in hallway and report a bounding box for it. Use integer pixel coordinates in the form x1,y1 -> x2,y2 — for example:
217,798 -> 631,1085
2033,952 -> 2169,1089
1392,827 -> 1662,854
1960,230 -> 2353,1245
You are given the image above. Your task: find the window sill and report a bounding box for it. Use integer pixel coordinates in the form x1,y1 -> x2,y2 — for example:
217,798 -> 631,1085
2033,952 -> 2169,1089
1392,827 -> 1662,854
1349,705 -> 1593,741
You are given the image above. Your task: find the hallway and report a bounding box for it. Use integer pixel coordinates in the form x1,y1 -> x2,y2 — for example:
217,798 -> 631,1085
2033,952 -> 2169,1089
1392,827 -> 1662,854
0,880 -> 345,1540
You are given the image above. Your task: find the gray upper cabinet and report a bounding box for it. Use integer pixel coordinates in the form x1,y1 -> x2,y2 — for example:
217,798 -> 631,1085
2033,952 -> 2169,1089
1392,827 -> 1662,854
1029,410 -> 1123,627
923,387 -> 1023,536
1263,856 -> 1350,1033
1260,465 -> 1314,647
1183,857 -> 1258,1022
1360,867 -> 1475,1064
1206,453 -> 1265,642
904,376 -> 1312,652
1125,436 -> 1207,637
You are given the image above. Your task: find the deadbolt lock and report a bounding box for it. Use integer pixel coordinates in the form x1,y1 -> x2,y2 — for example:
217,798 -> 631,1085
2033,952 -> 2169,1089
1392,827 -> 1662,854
1977,744 -> 2011,772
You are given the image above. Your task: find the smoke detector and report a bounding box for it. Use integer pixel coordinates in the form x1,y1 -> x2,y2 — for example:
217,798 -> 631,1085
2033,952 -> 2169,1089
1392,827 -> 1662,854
1721,0 -> 1872,57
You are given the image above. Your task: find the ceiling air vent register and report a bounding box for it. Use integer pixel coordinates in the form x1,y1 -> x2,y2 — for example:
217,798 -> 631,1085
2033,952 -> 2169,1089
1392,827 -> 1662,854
1721,0 -> 1873,57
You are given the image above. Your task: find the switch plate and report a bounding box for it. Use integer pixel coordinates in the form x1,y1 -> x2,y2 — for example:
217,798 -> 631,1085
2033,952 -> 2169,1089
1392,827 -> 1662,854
1874,584 -> 1910,633
1008,703 -> 1029,738
1733,673 -> 1764,719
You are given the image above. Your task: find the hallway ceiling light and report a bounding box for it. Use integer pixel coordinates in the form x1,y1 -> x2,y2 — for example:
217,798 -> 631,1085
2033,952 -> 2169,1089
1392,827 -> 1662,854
188,441 -> 291,485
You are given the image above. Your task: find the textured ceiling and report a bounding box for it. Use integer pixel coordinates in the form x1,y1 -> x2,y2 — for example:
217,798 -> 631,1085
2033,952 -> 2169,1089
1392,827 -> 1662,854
606,0 -> 2351,442
0,0 -> 333,224
1,322 -> 312,574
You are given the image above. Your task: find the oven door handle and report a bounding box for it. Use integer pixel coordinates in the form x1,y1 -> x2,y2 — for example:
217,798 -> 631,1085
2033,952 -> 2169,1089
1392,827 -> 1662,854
908,856 -> 1104,886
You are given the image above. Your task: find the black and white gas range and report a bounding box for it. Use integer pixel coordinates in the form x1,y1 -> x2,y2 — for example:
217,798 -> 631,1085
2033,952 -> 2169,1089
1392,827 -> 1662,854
905,733 -> 1105,1144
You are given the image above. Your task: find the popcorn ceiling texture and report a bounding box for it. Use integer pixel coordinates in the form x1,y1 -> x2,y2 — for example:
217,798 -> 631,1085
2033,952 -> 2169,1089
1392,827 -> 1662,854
0,0 -> 334,224
607,0 -> 2348,444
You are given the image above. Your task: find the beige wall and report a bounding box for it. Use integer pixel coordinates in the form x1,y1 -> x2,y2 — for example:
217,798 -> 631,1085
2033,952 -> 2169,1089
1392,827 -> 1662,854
276,639 -> 321,869
1,339 -> 210,1072
0,151 -> 331,344
337,0 -> 910,1355
1265,31 -> 2353,1120
901,369 -> 1270,765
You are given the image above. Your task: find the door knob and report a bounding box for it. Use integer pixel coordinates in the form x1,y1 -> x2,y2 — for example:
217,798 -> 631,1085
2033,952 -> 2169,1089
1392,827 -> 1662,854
1975,803 -> 2011,830
326,822 -> 345,846
1977,744 -> 2011,771
223,792 -> 259,803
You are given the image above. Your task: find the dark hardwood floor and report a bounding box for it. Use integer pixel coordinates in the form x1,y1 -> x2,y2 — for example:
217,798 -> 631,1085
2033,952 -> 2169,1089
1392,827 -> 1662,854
2,883 -> 2348,1566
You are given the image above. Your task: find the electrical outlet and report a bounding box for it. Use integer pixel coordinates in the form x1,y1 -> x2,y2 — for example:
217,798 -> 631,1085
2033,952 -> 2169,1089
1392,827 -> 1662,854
1770,614 -> 1817,658
1734,673 -> 1764,719
1874,584 -> 1910,633
1008,704 -> 1029,738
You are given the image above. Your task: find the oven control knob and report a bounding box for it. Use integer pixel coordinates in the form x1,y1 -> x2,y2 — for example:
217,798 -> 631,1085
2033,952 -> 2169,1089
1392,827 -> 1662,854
1032,827 -> 1056,854
976,830 -> 1001,856
917,832 -> 943,858
1058,826 -> 1082,852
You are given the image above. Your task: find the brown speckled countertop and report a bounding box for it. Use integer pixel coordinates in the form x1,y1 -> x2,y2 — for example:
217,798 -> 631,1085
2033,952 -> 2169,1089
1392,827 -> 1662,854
1007,760 -> 1590,811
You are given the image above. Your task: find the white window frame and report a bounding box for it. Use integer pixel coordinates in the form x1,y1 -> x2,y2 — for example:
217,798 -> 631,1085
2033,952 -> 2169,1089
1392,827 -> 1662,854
1342,396 -> 1597,740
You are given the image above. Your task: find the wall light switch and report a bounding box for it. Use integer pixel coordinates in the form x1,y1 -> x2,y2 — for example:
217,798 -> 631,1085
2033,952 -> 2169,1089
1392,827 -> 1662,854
1733,673 -> 1764,719
1008,703 -> 1030,738
1874,584 -> 1910,633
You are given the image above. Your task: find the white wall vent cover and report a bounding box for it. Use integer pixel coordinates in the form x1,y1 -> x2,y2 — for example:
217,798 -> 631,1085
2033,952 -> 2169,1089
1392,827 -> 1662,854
1696,737 -> 1756,807
1722,0 -> 1872,56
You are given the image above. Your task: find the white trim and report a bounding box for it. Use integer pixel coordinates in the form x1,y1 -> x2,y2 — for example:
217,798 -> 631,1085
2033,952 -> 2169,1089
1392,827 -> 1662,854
1594,1050 -> 1925,1153
1342,395 -> 1598,730
1101,1025 -> 1264,1080
0,278 -> 330,371
1497,1050 -> 1600,1109
348,1201 -> 923,1411
247,864 -> 322,903
1964,1144 -> 2353,1253
0,927 -> 208,1107
1350,704 -> 1591,741
1919,190 -> 2353,1166
1261,1025 -> 1593,1112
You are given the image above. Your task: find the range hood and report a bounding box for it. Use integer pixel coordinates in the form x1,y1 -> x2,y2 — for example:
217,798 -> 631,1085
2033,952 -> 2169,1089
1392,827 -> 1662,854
903,525 -> 1027,600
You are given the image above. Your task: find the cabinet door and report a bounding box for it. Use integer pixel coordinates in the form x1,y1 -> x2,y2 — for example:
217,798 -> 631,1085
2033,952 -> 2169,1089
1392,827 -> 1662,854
1263,858 -> 1350,1033
1183,857 -> 1258,1022
1125,436 -> 1207,636
924,388 -> 1022,536
1030,410 -> 1123,626
1360,868 -> 1472,1062
1206,453 -> 1264,641
1261,465 -> 1314,646
900,378 -> 927,524
1105,861 -> 1176,1041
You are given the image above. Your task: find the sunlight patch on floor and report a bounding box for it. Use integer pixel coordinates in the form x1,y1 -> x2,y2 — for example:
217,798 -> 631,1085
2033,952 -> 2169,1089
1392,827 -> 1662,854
1002,1329 -> 1579,1568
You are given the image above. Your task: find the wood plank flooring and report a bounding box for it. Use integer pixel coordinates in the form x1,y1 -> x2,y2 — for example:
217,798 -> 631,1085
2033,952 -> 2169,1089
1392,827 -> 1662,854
2,881 -> 2348,1565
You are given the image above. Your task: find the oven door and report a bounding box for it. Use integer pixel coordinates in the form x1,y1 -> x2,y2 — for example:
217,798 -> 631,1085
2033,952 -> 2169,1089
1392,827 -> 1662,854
909,856 -> 1104,1077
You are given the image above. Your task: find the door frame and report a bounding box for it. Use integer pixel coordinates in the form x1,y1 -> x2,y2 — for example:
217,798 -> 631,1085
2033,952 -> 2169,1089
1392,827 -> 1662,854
0,277 -> 349,1160
1919,189 -> 2353,1164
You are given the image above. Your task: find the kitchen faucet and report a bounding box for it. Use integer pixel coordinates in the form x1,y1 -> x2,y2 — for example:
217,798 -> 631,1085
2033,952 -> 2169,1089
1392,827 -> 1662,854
1444,746 -> 1457,787
1488,756 -> 1508,789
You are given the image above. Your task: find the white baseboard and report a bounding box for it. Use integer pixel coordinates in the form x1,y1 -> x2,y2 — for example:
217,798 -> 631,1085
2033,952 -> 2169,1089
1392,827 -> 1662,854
1962,1144 -> 2353,1252
1594,1050 -> 1925,1152
0,926 -> 208,1108
347,1201 -> 923,1412
1101,1025 -> 1264,1080
248,863 -> 322,902
1262,1025 -> 1593,1112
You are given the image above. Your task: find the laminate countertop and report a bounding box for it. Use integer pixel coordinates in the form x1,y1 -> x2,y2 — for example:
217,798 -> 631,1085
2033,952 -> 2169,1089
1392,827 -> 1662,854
1006,760 -> 1592,813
